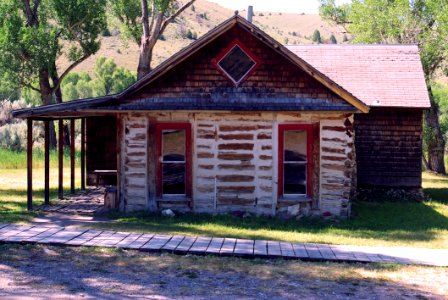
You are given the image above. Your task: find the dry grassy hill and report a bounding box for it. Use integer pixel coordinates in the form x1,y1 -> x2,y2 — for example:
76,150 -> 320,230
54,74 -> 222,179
58,0 -> 347,76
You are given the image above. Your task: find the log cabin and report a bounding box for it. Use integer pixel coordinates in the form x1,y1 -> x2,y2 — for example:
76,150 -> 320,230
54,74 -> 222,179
13,13 -> 430,218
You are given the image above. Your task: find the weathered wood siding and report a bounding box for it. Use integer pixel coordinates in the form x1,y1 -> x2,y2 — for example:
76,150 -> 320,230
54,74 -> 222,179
118,112 -> 355,217
355,108 -> 423,188
118,114 -> 150,212
86,116 -> 117,185
125,25 -> 350,111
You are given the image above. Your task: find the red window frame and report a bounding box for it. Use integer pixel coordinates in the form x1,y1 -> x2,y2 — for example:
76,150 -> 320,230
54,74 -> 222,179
156,123 -> 192,197
278,124 -> 314,198
212,38 -> 261,86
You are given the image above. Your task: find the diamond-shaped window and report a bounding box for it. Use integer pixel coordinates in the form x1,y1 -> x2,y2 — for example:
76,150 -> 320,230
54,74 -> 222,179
217,44 -> 257,86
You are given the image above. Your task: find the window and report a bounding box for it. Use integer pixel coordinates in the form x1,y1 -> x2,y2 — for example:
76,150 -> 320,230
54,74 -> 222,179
156,123 -> 192,197
278,124 -> 313,198
214,40 -> 259,86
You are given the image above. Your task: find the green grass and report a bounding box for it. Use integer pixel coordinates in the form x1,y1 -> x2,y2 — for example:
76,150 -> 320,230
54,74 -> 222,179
0,148 -> 447,248
0,148 -> 80,169
0,148 -> 82,222
94,172 -> 448,249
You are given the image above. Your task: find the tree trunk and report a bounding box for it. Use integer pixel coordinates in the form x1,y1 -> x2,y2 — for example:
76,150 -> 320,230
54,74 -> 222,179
425,87 -> 446,174
137,41 -> 153,79
39,70 -> 57,148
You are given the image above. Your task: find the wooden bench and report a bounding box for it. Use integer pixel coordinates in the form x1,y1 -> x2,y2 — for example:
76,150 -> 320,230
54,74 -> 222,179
92,170 -> 117,187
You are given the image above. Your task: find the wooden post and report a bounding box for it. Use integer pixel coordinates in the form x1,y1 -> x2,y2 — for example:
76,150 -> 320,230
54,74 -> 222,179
58,119 -> 64,199
27,118 -> 33,210
70,119 -> 75,194
81,118 -> 86,190
44,121 -> 50,205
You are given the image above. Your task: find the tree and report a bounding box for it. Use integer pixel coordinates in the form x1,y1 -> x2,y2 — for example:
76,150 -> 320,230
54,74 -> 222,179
60,57 -> 136,101
110,0 -> 196,79
319,0 -> 448,174
312,29 -> 322,43
330,34 -> 337,44
0,0 -> 107,147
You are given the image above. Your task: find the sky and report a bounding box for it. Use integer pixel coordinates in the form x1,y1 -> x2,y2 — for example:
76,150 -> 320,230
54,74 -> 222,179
207,0 -> 351,14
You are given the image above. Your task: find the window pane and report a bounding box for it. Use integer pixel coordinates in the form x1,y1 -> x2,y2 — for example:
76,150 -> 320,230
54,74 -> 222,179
284,130 -> 307,162
284,163 -> 306,194
218,45 -> 256,83
163,163 -> 185,194
163,129 -> 185,161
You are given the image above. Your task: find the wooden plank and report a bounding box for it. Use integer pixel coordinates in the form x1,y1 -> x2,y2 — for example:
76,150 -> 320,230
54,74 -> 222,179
0,224 -> 9,230
317,244 -> 336,260
70,119 -> 75,194
95,232 -> 130,247
82,231 -> 116,246
279,242 -> 296,258
65,230 -> 103,246
0,225 -> 33,241
233,239 -> 254,257
4,226 -> 51,243
267,241 -> 282,257
27,118 -> 33,210
39,229 -> 86,245
219,238 -> 236,256
174,236 -> 197,253
188,237 -> 212,254
44,121 -> 50,205
126,234 -> 155,249
304,244 -> 323,259
81,118 -> 86,190
330,245 -> 357,261
25,227 -> 65,243
253,240 -> 268,257
141,234 -> 172,251
58,119 -> 64,199
115,233 -> 143,248
205,237 -> 224,254
162,235 -> 185,251
292,243 -> 309,258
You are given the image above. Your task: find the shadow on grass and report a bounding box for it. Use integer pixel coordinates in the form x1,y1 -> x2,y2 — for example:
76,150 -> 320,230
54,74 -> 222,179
0,244 -> 443,299
0,187 -> 80,223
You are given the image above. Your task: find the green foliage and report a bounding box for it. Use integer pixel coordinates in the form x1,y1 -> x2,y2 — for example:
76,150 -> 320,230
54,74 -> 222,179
319,0 -> 448,79
432,83 -> 448,139
60,57 -> 136,100
330,34 -> 337,44
312,29 -> 322,43
0,0 -> 107,105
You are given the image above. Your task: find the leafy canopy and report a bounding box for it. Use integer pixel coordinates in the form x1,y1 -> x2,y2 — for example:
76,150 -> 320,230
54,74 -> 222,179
0,0 -> 107,100
319,0 -> 448,79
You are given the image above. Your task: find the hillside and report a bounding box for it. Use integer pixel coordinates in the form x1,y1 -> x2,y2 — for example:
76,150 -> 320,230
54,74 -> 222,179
57,0 -> 347,75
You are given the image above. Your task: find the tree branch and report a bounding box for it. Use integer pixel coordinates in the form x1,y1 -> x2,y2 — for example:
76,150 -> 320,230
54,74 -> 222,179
141,0 -> 150,39
160,0 -> 196,34
52,53 -> 90,92
22,81 -> 41,93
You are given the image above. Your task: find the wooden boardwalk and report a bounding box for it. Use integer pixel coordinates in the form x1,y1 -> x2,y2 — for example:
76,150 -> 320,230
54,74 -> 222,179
0,223 -> 447,266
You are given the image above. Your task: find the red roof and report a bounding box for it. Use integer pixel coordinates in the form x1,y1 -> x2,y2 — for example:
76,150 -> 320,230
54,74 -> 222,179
286,44 -> 430,108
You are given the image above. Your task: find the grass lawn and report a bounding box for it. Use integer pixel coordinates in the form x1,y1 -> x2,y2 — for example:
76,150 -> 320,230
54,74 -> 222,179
0,158 -> 447,248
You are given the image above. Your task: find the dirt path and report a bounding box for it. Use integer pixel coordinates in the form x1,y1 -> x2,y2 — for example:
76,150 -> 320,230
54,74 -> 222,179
0,244 -> 446,299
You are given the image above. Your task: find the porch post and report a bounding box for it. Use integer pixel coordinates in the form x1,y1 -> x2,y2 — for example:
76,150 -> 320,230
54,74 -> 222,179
58,119 -> 64,199
44,120 -> 50,205
70,119 -> 75,194
81,118 -> 86,190
27,118 -> 33,210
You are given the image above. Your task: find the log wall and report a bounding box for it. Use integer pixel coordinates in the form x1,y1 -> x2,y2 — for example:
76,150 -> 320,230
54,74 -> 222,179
118,112 -> 355,217
355,108 -> 423,188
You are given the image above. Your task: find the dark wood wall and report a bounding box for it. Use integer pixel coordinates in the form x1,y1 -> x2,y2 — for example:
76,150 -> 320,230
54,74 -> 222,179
355,108 -> 423,188
126,24 -> 350,111
86,116 -> 117,185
